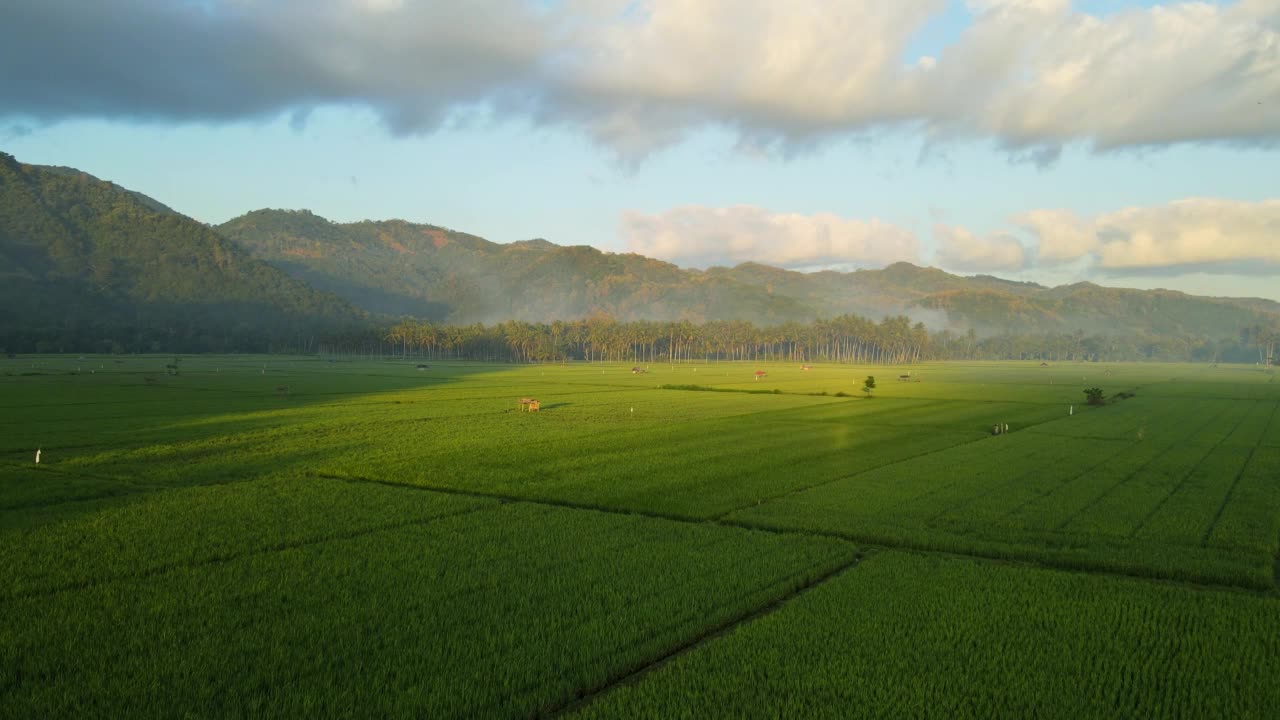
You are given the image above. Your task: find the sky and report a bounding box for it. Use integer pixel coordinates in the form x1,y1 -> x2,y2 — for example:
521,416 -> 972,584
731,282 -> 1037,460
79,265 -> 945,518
2,0 -> 1278,300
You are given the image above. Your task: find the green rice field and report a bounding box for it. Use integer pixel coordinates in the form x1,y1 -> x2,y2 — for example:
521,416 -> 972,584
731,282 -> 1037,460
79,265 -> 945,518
2,355 -> 1278,718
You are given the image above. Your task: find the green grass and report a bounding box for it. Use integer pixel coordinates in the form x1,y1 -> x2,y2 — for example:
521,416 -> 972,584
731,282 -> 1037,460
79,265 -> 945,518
0,493 -> 854,718
571,551 -> 1280,720
2,355 -> 1278,717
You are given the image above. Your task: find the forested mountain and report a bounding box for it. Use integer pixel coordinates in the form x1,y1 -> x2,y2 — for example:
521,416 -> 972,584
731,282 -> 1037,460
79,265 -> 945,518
219,209 -> 1280,339
215,210 -> 809,324
0,153 -> 361,353
3,151 -> 1277,361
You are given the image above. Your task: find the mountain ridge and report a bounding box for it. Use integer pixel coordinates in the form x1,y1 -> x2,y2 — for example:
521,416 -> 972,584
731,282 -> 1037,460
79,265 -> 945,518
3,149 -> 1277,358
217,207 -> 1280,337
0,153 -> 362,353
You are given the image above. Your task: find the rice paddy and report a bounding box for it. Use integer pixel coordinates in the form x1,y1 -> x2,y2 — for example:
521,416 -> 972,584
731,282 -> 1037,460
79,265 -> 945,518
2,355 -> 1277,717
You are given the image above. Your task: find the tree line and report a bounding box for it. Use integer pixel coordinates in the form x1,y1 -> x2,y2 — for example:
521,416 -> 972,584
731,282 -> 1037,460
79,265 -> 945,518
312,314 -> 1279,366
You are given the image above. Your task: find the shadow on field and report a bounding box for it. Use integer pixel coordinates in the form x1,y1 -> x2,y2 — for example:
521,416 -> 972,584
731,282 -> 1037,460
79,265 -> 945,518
0,437 -> 367,532
0,357 -> 519,530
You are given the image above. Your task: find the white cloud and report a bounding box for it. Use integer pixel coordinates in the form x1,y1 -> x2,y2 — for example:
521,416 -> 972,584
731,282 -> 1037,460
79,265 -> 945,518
621,205 -> 920,269
933,224 -> 1029,272
3,0 -> 1277,157
1015,209 -> 1096,264
923,0 -> 1280,151
1016,198 -> 1280,273
1095,199 -> 1280,271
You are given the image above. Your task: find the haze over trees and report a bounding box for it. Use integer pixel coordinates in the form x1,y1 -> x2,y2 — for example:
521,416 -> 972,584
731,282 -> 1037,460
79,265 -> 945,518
2,151 -> 1279,364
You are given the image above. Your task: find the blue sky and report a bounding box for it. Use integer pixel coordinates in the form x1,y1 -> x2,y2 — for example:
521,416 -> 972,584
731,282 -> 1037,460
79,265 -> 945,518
3,0 -> 1278,300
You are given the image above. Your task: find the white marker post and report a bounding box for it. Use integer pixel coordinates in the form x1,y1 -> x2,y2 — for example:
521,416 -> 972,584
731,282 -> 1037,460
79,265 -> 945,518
35,449 -> 41,464
1070,405 -> 1074,416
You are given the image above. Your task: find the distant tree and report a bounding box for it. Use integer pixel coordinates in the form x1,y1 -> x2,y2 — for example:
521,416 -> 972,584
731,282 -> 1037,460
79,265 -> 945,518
863,375 -> 876,397
1084,387 -> 1106,406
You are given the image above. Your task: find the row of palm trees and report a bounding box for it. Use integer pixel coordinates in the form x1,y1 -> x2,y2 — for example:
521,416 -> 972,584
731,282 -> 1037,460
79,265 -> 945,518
313,312 -> 1278,365
319,314 -> 932,364
313,314 -> 1268,365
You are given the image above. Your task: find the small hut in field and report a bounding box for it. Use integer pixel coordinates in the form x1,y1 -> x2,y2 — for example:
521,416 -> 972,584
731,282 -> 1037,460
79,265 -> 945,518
754,370 -> 768,381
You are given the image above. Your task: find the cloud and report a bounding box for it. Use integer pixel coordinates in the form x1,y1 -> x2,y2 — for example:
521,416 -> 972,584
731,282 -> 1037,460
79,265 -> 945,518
1017,198 -> 1280,273
0,0 -> 547,132
925,0 -> 1280,153
1,0 -> 1277,157
621,197 -> 1280,277
621,205 -> 920,269
932,224 -> 1029,272
1094,199 -> 1280,272
1015,209 -> 1096,264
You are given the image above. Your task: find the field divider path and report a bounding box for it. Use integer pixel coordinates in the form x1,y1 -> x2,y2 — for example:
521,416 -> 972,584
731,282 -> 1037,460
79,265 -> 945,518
1199,400 -> 1280,547
706,434 -> 989,522
916,438 -> 1116,520
542,550 -> 870,719
317,472 -> 732,528
708,409 -> 1075,522
988,438 -> 1141,520
1049,401 -> 1235,532
1127,401 -> 1258,539
317,472 -> 1280,597
0,502 -> 497,604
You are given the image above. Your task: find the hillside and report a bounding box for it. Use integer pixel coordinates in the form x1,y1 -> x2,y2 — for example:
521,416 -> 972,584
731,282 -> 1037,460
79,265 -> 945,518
0,153 -> 361,353
216,210 -> 809,324
3,151 -> 1275,356
219,210 -> 1280,337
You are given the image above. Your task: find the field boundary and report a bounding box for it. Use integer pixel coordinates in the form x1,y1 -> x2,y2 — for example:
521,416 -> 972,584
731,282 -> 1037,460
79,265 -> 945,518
1201,400 -> 1280,546
708,403 -> 1085,521
707,432 -> 992,521
1048,401 -> 1235,532
318,472 -> 1280,596
1127,400 -> 1258,538
912,438 -> 1130,524
543,550 -> 869,718
982,439 -> 1139,523
0,502 -> 496,603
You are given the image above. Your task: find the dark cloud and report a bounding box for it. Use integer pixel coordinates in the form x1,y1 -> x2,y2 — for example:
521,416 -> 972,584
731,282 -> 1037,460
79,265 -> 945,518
1,1 -> 1277,158
0,0 -> 547,130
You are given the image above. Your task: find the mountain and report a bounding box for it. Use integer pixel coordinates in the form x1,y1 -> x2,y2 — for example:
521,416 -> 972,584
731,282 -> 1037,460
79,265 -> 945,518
0,152 -> 361,353
215,210 -> 810,324
219,209 -> 1280,337
3,150 -> 1275,357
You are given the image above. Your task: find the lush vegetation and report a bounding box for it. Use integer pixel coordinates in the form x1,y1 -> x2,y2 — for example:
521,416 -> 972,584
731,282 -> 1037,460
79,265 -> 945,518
4,153 -> 1279,363
220,207 -> 1280,346
352,313 -> 1280,366
2,356 -> 1277,716
1,491 -> 852,717
0,153 -> 362,354
573,552 -> 1280,719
